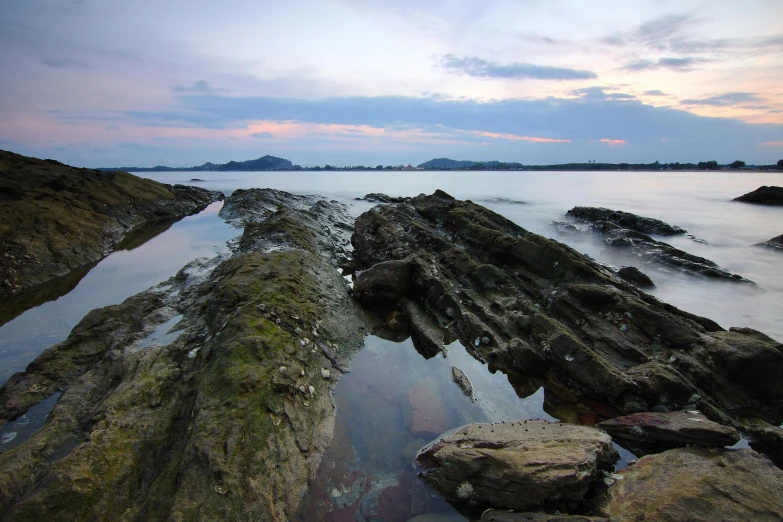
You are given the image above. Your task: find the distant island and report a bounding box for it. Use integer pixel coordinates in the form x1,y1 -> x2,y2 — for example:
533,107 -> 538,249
99,155 -> 783,172
99,155 -> 296,172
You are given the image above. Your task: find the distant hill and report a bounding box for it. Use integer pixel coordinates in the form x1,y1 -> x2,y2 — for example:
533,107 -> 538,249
99,155 -> 298,172
418,158 -> 520,169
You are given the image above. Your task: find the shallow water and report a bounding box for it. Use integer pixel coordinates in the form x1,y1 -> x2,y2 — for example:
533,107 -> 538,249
298,335 -> 555,521
0,201 -> 237,385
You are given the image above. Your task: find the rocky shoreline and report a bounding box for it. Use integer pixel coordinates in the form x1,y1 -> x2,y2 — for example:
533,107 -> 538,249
1,186 -> 782,520
0,150 -> 223,316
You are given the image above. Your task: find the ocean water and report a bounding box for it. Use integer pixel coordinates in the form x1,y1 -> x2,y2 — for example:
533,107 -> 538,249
1,170 -> 781,517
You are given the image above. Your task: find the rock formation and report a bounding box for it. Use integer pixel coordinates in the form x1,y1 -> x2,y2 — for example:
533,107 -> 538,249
0,189 -> 367,521
0,150 -> 223,306
733,185 -> 783,205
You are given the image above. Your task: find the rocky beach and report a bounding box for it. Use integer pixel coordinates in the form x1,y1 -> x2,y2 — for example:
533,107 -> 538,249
0,156 -> 782,520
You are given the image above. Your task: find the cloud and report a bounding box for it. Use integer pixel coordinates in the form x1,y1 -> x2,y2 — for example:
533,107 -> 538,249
469,131 -> 571,143
251,131 -> 273,138
621,57 -> 708,72
172,80 -> 227,94
644,90 -> 667,96
601,138 -> 626,146
571,87 -> 635,100
441,54 -> 597,81
760,141 -> 783,147
42,57 -> 89,68
680,92 -> 762,107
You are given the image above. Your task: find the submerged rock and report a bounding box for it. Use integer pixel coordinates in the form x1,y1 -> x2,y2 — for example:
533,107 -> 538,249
594,447 -> 783,520
415,421 -> 618,511
451,366 -> 473,397
597,410 -> 740,449
404,377 -> 454,436
733,185 -> 783,205
0,150 -> 223,303
566,206 -> 686,235
351,191 -> 783,460
0,189 -> 368,521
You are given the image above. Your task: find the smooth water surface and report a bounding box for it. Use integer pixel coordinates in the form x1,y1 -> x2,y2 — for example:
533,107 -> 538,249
298,335 -> 554,521
0,201 -> 237,385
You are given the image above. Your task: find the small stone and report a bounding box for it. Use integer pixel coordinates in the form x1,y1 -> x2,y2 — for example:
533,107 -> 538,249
481,336 -> 491,345
308,385 -> 315,396
456,481 -> 474,499
279,366 -> 287,375
320,368 -> 331,379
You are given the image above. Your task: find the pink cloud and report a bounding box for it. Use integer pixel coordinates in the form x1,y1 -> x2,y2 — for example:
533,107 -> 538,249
601,138 -> 626,146
470,131 -> 571,143
760,141 -> 783,147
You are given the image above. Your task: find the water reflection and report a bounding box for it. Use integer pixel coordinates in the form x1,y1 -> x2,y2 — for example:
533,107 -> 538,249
0,201 -> 238,385
299,336 -> 554,521
0,391 -> 61,453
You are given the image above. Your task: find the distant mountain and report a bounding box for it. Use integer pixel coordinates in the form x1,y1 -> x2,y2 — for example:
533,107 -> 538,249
99,155 -> 298,172
418,158 -> 519,169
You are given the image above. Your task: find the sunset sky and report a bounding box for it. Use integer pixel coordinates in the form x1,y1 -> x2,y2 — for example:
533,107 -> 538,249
1,0 -> 782,167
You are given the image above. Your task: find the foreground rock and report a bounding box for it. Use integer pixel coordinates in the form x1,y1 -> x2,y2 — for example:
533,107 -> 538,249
597,410 -> 740,451
594,447 -> 783,520
352,191 -> 783,462
0,150 -> 223,303
616,266 -> 654,288
733,185 -> 783,205
755,234 -> 783,250
416,421 -> 618,511
566,206 -> 686,235
0,189 -> 367,520
565,206 -> 749,282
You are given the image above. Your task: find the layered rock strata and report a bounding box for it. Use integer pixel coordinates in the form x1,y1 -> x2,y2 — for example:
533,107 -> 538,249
0,189 -> 367,521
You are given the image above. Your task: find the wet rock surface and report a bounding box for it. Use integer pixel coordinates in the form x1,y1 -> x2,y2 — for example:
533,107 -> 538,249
755,234 -> 783,250
616,266 -> 654,288
564,205 -> 749,282
356,193 -> 409,203
733,185 -> 783,205
566,206 -> 686,235
0,150 -> 223,302
351,190 -> 783,463
0,189 -> 368,521
594,447 -> 783,521
451,366 -> 473,397
416,421 -> 618,511
597,410 -> 740,450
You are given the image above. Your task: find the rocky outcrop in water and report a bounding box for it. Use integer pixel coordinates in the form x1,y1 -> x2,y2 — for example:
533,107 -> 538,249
351,190 -> 783,464
0,150 -> 223,304
0,189 -> 368,521
355,193 -> 409,204
755,234 -> 783,250
566,206 -> 686,235
564,205 -> 750,282
733,185 -> 783,205
415,421 -> 618,511
616,266 -> 654,288
593,447 -> 783,520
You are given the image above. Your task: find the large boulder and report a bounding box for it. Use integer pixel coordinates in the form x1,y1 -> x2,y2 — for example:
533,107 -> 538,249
415,421 -> 618,511
594,447 -> 783,521
733,185 -> 783,205
353,259 -> 412,305
597,410 -> 740,449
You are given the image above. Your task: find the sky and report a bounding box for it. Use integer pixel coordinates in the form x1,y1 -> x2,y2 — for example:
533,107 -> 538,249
0,0 -> 782,167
